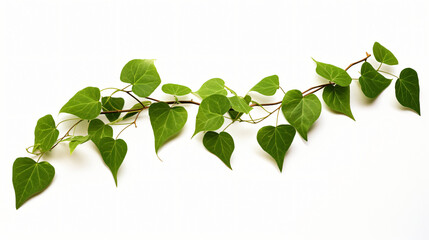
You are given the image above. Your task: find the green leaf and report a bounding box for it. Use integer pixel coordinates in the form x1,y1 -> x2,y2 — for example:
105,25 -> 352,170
395,68 -> 420,115
228,96 -> 252,114
281,90 -> 321,141
33,114 -> 59,153
195,78 -> 227,99
373,42 -> 398,65
193,94 -> 230,136
359,62 -> 391,98
123,102 -> 151,120
120,59 -> 161,97
228,95 -> 251,120
313,59 -> 352,87
13,157 -> 55,209
249,75 -> 279,96
98,137 -> 127,186
203,131 -> 234,169
67,135 -> 90,154
102,97 -> 125,122
162,83 -> 192,96
257,125 -> 296,172
88,119 -> 113,148
60,87 -> 101,120
322,85 -> 354,120
149,102 -> 188,153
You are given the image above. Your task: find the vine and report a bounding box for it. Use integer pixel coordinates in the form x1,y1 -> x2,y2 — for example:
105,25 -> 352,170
12,42 -> 421,209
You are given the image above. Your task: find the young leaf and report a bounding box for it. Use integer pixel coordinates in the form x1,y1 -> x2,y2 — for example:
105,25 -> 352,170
149,102 -> 188,153
249,75 -> 279,96
123,102 -> 150,120
120,59 -> 161,97
60,87 -> 101,119
373,42 -> 398,65
98,137 -> 127,186
33,114 -> 59,153
203,131 -> 234,169
228,96 -> 252,114
102,97 -> 125,122
162,83 -> 192,96
13,157 -> 55,209
228,95 -> 251,120
322,85 -> 354,120
257,125 -> 296,172
68,135 -> 90,154
313,60 -> 352,87
88,119 -> 113,148
195,78 -> 227,99
359,62 -> 391,98
282,90 -> 321,141
395,68 -> 420,115
193,94 -> 230,136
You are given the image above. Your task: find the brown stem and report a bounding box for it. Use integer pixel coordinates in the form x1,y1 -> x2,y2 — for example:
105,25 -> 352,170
249,100 -> 282,107
302,83 -> 333,94
101,108 -> 145,114
126,91 -> 146,108
144,96 -> 161,102
302,52 -> 371,97
101,53 -> 371,114
50,120 -> 83,150
345,52 -> 371,71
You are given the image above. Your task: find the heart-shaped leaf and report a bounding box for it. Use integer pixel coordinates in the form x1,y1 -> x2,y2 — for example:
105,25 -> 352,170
88,119 -> 113,148
249,75 -> 279,96
67,135 -> 90,154
193,94 -> 230,136
120,59 -> 161,97
373,42 -> 398,65
195,78 -> 227,99
162,83 -> 192,96
257,125 -> 296,172
228,95 -> 251,120
33,114 -> 59,153
102,97 -> 125,122
359,62 -> 391,98
203,131 -> 234,169
313,59 -> 352,87
60,87 -> 101,119
282,90 -> 321,141
149,102 -> 188,153
395,68 -> 420,115
98,137 -> 127,186
322,85 -> 354,120
13,157 -> 55,209
228,96 -> 252,114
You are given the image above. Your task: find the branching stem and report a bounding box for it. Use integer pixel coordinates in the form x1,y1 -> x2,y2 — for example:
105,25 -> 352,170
50,120 -> 83,151
97,54 -> 371,130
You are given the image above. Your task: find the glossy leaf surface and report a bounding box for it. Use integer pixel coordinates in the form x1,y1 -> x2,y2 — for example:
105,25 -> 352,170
194,94 -> 230,136
395,68 -> 420,115
149,102 -> 188,153
33,114 -> 59,153
120,59 -> 161,97
203,131 -> 234,169
60,87 -> 101,119
257,125 -> 295,172
282,90 -> 321,141
13,158 -> 55,209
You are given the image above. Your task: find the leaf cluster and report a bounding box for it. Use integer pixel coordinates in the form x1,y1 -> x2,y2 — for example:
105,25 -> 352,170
13,43 -> 421,209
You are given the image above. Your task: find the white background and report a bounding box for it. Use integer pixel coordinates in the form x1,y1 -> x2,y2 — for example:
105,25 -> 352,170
1,0 -> 428,239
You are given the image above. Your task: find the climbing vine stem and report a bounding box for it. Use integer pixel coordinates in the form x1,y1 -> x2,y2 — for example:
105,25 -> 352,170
12,42 -> 421,210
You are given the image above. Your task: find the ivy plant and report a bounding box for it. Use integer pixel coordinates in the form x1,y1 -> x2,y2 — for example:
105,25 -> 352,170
13,42 -> 421,209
